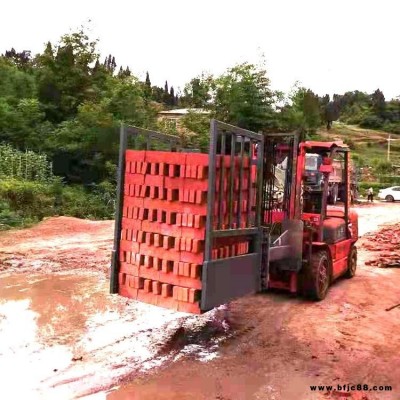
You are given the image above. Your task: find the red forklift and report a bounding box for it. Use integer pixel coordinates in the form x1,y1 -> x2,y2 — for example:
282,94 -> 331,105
110,120 -> 359,311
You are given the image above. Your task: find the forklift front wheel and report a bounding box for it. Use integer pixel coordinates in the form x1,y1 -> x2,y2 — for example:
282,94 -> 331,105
307,250 -> 331,301
344,245 -> 357,279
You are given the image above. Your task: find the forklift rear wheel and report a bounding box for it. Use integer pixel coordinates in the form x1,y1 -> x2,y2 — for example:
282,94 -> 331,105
307,250 -> 331,301
344,245 -> 357,279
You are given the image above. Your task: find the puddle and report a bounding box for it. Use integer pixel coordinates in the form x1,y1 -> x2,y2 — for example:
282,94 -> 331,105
0,273 -> 108,347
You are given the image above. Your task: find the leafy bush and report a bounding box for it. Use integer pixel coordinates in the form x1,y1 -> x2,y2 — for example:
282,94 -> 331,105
375,160 -> 393,174
0,179 -> 58,220
359,115 -> 384,129
59,184 -> 114,220
378,175 -> 400,185
0,201 -> 27,230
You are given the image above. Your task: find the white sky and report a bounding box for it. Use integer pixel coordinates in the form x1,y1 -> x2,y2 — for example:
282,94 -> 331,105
1,0 -> 399,100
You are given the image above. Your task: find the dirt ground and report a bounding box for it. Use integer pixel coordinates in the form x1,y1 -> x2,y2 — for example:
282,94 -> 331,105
1,203 -> 400,400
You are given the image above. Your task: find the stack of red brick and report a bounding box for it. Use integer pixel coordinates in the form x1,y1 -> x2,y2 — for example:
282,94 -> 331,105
118,150 -> 255,313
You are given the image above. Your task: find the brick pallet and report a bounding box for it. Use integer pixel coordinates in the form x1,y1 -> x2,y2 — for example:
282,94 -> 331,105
118,149 -> 254,313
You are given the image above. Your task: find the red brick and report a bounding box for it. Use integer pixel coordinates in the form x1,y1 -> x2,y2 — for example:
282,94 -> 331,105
140,162 -> 149,175
138,208 -> 148,221
145,175 -> 164,186
149,186 -> 157,199
119,286 -> 138,300
195,190 -> 206,204
192,239 -> 204,254
166,189 -> 179,201
176,213 -> 182,226
197,165 -> 208,179
181,287 -> 189,302
173,286 -> 179,300
146,232 -> 154,246
163,236 -> 174,249
122,217 -> 142,231
145,151 -> 186,165
133,276 -> 145,289
178,262 -> 185,276
153,257 -> 162,271
159,162 -> 167,176
166,211 -> 177,225
164,176 -> 184,190
144,255 -> 153,268
140,185 -> 151,198
143,198 -> 207,216
157,296 -> 179,310
177,302 -> 201,314
189,190 -> 196,203
173,261 -> 179,276
183,263 -> 191,277
129,185 -> 136,197
118,272 -> 127,286
190,264 -> 202,279
152,281 -> 162,295
120,263 -> 139,275
153,234 -> 161,247
185,165 -> 191,178
183,190 -> 189,203
185,237 -> 192,252
126,150 -> 146,162
135,266 -> 157,280
187,214 -> 194,228
161,283 -> 173,298
194,215 -> 205,229
144,279 -> 152,293
120,240 -> 140,253
130,161 -> 136,174
147,209 -> 156,222
188,288 -> 201,304
168,164 -> 179,177
180,238 -> 186,252
150,163 -> 159,175
136,231 -> 145,243
185,153 -> 208,166
180,164 -> 186,178
134,184 -> 141,197
136,253 -> 145,266
139,244 -> 181,262
125,174 -> 145,185
137,291 -> 157,305
174,237 -> 181,251
162,259 -> 173,273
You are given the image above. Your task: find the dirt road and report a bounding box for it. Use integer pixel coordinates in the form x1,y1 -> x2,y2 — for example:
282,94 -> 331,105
1,203 -> 400,400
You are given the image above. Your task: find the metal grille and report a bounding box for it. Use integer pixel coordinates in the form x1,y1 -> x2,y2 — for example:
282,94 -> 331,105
262,133 -> 298,225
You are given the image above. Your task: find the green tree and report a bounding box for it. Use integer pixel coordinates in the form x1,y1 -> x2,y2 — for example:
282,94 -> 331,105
213,62 -> 275,131
182,74 -> 213,109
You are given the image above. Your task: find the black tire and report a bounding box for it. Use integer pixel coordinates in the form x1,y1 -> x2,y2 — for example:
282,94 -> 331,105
306,250 -> 331,301
386,195 -> 394,202
344,245 -> 357,279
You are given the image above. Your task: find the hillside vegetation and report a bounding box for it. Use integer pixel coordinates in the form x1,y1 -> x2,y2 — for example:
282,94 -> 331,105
318,123 -> 400,166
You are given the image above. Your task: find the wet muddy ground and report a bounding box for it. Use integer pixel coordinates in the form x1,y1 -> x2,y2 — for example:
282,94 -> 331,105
1,204 -> 400,399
